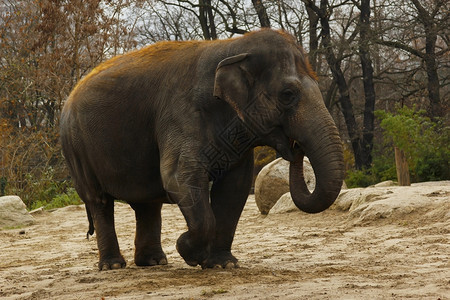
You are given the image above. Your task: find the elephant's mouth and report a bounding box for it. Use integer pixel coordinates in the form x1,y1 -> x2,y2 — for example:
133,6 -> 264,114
275,138 -> 303,162
259,127 -> 303,162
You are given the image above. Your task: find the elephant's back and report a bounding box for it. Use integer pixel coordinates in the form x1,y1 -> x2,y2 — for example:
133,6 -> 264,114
63,39 -> 223,122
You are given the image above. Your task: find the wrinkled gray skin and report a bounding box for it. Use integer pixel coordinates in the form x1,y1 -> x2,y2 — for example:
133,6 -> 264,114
60,29 -> 344,270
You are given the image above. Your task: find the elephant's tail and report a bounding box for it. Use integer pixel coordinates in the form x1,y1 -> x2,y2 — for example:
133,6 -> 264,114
86,205 -> 95,239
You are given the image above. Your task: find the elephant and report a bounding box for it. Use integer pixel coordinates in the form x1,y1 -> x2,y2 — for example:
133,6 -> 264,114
60,29 -> 345,271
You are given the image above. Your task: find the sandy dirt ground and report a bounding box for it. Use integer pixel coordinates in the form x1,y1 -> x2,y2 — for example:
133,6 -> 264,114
1,185 -> 449,300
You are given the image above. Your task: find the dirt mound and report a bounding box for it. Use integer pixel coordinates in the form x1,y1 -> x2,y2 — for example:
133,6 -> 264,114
1,182 -> 449,299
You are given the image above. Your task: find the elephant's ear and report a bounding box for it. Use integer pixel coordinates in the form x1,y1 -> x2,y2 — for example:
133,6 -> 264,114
213,53 -> 251,120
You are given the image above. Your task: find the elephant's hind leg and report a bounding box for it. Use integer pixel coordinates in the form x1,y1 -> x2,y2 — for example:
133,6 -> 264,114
86,195 -> 126,270
129,202 -> 167,266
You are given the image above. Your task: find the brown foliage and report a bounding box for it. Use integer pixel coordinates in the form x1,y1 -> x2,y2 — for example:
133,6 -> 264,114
0,0 -> 137,206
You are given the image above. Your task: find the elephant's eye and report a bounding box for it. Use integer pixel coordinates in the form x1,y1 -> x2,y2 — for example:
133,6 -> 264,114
280,89 -> 298,105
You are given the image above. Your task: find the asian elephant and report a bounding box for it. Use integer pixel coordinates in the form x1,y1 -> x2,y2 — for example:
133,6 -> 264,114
60,29 -> 344,270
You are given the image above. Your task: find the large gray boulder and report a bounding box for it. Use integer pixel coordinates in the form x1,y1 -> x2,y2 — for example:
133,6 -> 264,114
0,196 -> 35,228
255,157 -> 315,214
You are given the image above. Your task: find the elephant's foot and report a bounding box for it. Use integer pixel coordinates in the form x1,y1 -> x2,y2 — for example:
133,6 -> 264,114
135,249 -> 168,266
98,255 -> 126,271
176,231 -> 209,267
202,250 -> 239,269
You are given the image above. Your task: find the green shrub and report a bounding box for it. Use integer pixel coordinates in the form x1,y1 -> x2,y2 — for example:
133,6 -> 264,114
345,136 -> 398,188
4,166 -> 79,210
16,167 -> 70,209
416,152 -> 450,181
345,169 -> 376,188
375,105 -> 449,182
346,105 -> 448,188
370,146 -> 397,182
31,187 -> 82,210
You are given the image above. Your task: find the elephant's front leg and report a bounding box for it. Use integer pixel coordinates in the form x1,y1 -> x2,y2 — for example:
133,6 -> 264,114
204,151 -> 254,269
161,157 -> 215,267
129,202 -> 167,266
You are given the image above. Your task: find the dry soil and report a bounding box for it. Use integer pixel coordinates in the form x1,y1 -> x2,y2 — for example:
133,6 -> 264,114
0,186 -> 449,299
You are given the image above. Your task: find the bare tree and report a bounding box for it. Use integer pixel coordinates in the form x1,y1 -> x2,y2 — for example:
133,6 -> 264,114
375,0 -> 449,118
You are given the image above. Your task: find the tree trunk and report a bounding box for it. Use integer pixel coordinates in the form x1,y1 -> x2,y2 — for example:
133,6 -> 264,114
306,6 -> 319,71
251,0 -> 271,28
358,0 -> 376,169
198,0 -> 217,40
198,0 -> 210,40
410,0 -> 442,118
205,0 -> 217,39
424,33 -> 441,118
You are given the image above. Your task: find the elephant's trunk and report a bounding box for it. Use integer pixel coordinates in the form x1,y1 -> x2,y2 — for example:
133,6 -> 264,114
287,84 -> 345,214
289,129 -> 344,213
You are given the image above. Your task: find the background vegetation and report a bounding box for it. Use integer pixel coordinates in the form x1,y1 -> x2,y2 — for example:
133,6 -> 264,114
0,0 -> 448,209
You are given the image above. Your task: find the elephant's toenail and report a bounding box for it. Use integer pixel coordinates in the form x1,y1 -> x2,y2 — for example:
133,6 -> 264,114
224,262 -> 235,269
111,263 -> 123,269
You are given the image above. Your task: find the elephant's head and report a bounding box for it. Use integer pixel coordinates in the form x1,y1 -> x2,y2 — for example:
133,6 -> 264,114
213,30 -> 344,213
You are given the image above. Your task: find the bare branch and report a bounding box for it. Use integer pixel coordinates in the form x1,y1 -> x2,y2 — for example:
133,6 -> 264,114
374,39 -> 425,59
